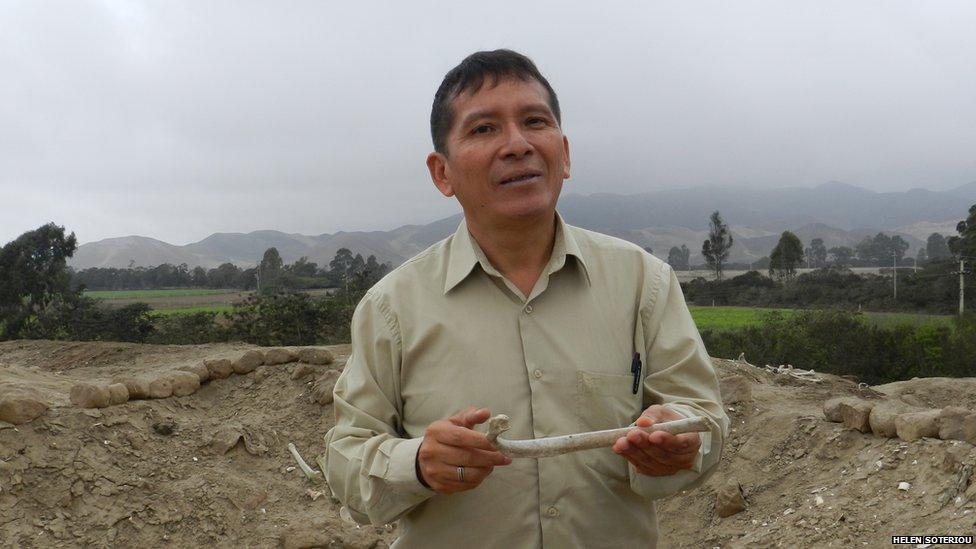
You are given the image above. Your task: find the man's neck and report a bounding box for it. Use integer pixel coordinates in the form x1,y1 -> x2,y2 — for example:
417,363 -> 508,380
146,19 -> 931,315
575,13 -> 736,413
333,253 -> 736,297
465,213 -> 557,299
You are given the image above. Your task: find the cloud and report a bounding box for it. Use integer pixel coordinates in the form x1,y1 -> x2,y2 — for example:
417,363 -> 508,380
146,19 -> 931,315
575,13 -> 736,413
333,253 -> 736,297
2,0 -> 975,244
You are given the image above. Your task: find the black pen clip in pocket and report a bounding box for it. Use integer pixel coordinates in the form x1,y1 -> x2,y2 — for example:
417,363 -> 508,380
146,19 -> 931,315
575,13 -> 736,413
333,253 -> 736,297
630,352 -> 642,395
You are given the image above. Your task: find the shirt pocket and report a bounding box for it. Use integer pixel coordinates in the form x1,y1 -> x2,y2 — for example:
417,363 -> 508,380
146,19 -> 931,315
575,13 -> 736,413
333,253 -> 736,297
575,370 -> 643,483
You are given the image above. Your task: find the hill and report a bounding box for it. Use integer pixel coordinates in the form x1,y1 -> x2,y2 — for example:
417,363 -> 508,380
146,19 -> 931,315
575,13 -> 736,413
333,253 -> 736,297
68,182 -> 973,269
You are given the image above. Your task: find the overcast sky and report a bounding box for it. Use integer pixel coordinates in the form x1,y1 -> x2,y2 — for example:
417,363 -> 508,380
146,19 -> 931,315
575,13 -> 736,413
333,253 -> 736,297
2,1 -> 976,245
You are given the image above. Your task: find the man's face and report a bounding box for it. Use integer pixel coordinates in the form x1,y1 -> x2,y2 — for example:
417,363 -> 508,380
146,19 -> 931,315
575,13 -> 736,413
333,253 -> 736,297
427,77 -> 570,230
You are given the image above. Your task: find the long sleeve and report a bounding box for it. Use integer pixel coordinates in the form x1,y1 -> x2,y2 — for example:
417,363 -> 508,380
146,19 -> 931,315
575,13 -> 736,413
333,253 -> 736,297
628,263 -> 730,500
322,290 -> 435,525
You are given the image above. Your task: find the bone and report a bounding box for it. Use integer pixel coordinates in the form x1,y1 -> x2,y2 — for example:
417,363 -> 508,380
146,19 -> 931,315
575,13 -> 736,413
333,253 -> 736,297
287,442 -> 322,481
486,414 -> 712,458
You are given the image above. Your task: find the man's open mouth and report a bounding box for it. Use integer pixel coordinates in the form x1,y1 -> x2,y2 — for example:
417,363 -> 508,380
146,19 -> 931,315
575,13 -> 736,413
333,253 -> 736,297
500,172 -> 542,185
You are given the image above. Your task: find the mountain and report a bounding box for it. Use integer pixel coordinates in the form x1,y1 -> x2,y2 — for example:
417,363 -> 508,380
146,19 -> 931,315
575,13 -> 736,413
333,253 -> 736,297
71,236 -> 214,269
69,182 -> 974,269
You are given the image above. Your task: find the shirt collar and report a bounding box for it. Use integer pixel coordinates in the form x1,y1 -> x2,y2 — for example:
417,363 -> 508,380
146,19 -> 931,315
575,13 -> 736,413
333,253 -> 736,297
443,212 -> 591,295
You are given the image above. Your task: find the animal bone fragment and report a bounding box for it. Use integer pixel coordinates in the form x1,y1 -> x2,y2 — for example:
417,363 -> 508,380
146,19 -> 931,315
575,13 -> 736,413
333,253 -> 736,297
287,442 -> 322,481
486,414 -> 711,458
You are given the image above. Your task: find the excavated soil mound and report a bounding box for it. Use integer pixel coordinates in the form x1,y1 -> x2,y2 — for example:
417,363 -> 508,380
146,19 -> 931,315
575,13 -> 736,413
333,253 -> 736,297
1,341 -> 974,548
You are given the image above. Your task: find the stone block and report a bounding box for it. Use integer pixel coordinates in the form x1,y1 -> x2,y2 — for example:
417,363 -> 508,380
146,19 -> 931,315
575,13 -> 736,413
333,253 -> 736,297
297,347 -> 334,366
169,371 -> 201,397
264,348 -> 298,365
234,351 -> 264,374
107,383 -> 129,406
0,393 -> 48,424
70,383 -> 111,409
895,409 -> 942,441
204,359 -> 234,379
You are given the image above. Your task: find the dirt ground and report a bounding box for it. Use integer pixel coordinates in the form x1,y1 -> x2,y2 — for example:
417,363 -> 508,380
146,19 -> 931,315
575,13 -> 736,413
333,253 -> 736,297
1,341 -> 974,548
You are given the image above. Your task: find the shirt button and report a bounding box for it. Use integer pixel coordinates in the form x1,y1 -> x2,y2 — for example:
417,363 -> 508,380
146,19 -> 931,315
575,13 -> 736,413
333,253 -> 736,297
524,304 -> 533,314
547,506 -> 559,518
533,369 -> 543,380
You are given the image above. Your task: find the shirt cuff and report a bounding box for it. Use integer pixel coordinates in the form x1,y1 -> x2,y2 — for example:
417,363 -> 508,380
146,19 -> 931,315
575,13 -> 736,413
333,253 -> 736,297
663,403 -> 711,473
385,436 -> 437,499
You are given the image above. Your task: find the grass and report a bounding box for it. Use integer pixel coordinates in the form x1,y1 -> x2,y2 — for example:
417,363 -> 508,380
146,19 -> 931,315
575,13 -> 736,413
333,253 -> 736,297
149,305 -> 235,317
690,306 -> 955,332
85,289 -> 241,300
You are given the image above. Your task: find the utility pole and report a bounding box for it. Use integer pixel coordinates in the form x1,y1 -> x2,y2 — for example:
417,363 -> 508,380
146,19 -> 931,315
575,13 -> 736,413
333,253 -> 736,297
893,252 -> 897,300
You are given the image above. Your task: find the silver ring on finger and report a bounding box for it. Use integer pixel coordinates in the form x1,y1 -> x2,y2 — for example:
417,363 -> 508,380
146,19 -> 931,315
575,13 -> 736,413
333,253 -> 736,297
457,465 -> 465,482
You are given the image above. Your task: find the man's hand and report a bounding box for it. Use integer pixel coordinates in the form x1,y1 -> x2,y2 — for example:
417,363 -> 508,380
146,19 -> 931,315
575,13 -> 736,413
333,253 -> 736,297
612,404 -> 701,476
417,406 -> 512,494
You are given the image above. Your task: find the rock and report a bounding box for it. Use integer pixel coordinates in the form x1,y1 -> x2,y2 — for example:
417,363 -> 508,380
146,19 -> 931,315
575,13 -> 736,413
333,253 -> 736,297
169,371 -> 201,397
252,366 -> 270,382
116,377 -> 151,400
147,377 -> 173,399
204,359 -> 234,379
264,348 -> 298,365
178,363 -> 211,384
824,397 -> 860,422
0,393 -> 48,424
208,424 -> 267,455
869,402 -> 914,438
716,478 -> 747,518
839,399 -> 875,433
106,383 -> 129,406
939,406 -> 976,444
719,375 -> 752,404
895,409 -> 942,441
291,364 -> 317,381
297,347 -> 334,366
234,351 -> 264,374
69,383 -> 111,409
311,370 -> 341,405
898,481 -> 911,491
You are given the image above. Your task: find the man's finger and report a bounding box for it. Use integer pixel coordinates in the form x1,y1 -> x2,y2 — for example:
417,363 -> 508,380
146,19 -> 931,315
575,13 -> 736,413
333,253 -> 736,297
431,423 -> 499,451
434,445 -> 511,467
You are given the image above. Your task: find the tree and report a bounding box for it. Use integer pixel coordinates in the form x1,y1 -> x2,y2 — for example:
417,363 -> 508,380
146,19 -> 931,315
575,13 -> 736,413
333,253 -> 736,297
329,248 -> 355,282
351,253 -> 366,277
701,211 -> 733,280
805,238 -> 827,268
916,248 -> 928,263
258,247 -> 284,293
0,223 -> 79,339
829,246 -> 854,266
947,204 -> 976,259
288,256 -> 318,278
769,231 -> 804,280
926,233 -> 951,260
667,245 -> 690,271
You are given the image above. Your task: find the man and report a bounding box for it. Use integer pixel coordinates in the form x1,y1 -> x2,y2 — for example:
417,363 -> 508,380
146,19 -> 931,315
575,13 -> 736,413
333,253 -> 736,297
324,49 -> 728,548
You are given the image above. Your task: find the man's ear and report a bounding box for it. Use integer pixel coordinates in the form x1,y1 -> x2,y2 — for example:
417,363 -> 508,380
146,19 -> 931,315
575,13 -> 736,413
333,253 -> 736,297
561,135 -> 571,179
427,152 -> 455,197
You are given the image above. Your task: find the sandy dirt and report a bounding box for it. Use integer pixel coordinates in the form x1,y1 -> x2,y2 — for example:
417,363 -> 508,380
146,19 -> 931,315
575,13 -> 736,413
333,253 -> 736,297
1,341 -> 974,548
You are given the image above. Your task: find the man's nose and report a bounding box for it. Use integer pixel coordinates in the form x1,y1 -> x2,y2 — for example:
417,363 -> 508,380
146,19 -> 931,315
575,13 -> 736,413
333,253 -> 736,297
499,124 -> 533,158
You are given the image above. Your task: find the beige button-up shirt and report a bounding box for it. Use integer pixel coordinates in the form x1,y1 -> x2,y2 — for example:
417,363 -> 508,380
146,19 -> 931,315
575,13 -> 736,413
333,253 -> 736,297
324,214 -> 729,548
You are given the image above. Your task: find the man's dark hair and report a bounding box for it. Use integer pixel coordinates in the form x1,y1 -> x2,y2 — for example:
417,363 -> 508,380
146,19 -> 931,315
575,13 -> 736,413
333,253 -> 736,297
430,49 -> 561,155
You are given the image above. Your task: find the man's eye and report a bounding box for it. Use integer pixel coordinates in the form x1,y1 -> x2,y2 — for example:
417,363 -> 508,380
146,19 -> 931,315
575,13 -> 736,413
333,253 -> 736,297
472,125 -> 493,135
527,117 -> 547,127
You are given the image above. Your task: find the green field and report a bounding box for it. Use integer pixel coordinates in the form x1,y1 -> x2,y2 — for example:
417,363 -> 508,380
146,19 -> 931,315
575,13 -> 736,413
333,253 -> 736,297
149,305 -> 235,317
85,289 -> 240,300
689,306 -> 954,332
